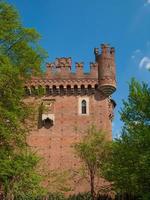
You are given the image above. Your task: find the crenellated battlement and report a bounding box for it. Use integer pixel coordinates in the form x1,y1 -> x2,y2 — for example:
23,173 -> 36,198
94,44 -> 115,59
45,58 -> 98,79
25,43 -> 116,97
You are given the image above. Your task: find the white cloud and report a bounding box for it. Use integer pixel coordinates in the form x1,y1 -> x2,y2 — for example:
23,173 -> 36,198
144,0 -> 150,6
139,56 -> 150,69
131,49 -> 142,60
134,49 -> 141,53
131,55 -> 135,59
131,45 -> 150,70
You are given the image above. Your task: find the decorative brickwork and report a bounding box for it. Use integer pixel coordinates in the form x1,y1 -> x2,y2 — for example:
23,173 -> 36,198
24,44 -> 116,194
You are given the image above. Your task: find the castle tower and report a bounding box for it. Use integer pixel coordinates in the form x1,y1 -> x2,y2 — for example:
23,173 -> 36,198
94,44 -> 116,96
24,43 -> 116,194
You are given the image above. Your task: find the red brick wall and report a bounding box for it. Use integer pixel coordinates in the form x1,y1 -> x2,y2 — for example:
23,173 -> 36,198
26,90 -> 112,193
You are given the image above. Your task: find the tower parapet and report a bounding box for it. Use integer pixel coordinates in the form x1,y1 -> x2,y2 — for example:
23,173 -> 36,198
75,62 -> 84,77
55,57 -> 72,76
94,44 -> 116,96
46,63 -> 54,78
25,43 -> 116,97
90,62 -> 98,77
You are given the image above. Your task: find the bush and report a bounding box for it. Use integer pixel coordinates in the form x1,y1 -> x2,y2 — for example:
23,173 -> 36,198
68,193 -> 92,200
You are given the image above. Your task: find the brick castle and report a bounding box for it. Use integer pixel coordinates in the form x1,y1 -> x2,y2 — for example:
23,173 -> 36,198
24,43 -> 116,193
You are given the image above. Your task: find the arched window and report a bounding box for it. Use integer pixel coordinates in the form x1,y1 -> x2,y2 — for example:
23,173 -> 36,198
81,100 -> 87,114
45,85 -> 49,95
43,118 -> 53,129
95,84 -> 98,90
59,85 -> 64,95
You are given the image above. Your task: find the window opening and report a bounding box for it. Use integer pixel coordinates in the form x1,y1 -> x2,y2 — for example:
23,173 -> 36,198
81,100 -> 87,114
43,118 -> 53,129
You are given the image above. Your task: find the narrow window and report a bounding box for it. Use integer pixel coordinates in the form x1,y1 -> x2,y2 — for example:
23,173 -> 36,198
81,100 -> 87,114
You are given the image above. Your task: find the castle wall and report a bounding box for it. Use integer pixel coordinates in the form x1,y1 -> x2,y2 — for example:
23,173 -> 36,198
25,43 -> 116,194
25,91 -> 113,193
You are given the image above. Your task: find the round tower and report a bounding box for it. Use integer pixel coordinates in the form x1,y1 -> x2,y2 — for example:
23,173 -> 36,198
94,44 -> 116,96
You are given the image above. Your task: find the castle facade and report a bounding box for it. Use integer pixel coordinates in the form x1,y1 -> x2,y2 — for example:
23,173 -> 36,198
24,43 -> 116,193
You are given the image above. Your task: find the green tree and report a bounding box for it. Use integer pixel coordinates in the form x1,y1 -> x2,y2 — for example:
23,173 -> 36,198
0,1 -> 47,199
74,126 -> 110,200
103,79 -> 150,200
0,1 -> 46,77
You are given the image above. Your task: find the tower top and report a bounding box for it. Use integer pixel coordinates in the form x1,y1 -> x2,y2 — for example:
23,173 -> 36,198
25,43 -> 116,97
55,57 -> 72,69
94,43 -> 115,61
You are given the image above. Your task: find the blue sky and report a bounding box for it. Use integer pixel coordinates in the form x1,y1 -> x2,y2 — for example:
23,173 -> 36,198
7,0 -> 150,138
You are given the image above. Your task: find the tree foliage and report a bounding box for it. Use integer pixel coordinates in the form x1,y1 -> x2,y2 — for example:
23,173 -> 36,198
103,79 -> 150,200
75,126 -> 111,200
0,1 -> 47,199
0,1 -> 47,77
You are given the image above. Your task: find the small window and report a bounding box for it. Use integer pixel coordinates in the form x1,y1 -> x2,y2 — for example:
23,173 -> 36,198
81,100 -> 87,114
78,97 -> 89,115
43,118 -> 53,129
